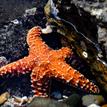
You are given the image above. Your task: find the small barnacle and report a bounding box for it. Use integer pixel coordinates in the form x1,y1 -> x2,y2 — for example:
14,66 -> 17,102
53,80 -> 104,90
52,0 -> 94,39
82,51 -> 88,58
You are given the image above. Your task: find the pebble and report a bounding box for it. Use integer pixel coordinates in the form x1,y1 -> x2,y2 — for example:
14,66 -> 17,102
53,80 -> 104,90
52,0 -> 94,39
82,94 -> 105,106
88,103 -> 101,107
63,93 -> 82,107
27,97 -> 68,107
0,92 -> 10,105
13,96 -> 28,105
102,104 -> 107,107
24,7 -> 37,16
0,56 -> 8,67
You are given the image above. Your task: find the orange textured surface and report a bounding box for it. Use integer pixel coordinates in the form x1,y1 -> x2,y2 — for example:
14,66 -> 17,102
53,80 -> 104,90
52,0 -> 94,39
0,26 -> 99,97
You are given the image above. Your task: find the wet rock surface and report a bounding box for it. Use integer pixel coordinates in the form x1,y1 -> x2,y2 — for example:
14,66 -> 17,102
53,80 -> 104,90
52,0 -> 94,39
70,0 -> 107,60
44,0 -> 107,97
0,0 -> 107,107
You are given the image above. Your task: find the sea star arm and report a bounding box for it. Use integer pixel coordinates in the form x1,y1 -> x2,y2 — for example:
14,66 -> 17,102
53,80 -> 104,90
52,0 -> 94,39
49,47 -> 72,60
56,47 -> 72,59
49,60 -> 99,93
0,56 -> 35,76
27,26 -> 41,48
31,66 -> 50,97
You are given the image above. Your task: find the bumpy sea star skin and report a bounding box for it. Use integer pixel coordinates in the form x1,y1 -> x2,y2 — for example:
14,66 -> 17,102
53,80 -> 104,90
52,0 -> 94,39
0,26 -> 99,97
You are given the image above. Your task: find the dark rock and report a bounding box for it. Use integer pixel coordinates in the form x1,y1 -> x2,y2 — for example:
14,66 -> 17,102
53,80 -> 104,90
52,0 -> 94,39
63,94 -> 82,107
70,0 -> 107,59
0,0 -> 34,24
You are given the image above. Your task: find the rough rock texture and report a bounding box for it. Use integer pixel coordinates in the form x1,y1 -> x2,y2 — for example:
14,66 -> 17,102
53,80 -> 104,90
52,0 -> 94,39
68,0 -> 107,96
44,0 -> 107,97
0,1 -> 107,106
71,0 -> 107,60
71,0 -> 107,24
0,0 -> 47,24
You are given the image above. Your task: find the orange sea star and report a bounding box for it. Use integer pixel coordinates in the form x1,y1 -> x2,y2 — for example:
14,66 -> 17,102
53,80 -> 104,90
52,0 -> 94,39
0,26 -> 99,97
